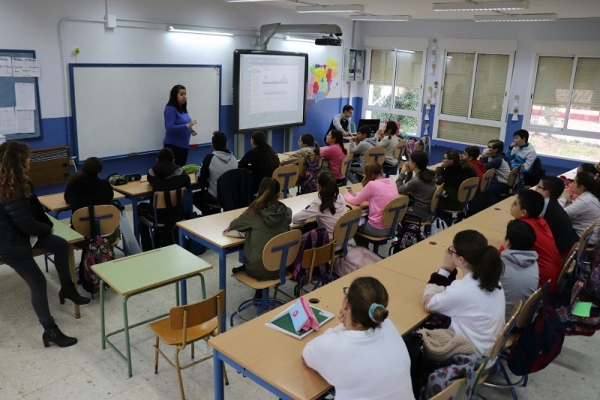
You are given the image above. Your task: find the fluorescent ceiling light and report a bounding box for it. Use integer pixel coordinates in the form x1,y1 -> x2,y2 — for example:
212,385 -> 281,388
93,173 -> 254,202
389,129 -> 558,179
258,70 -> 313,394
284,36 -> 314,43
434,1 -> 529,12
350,15 -> 412,21
397,50 -> 415,53
297,4 -> 364,13
474,13 -> 557,22
167,26 -> 233,36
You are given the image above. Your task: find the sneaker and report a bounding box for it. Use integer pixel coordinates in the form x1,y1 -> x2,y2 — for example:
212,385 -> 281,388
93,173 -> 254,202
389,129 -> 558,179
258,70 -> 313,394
232,265 -> 245,274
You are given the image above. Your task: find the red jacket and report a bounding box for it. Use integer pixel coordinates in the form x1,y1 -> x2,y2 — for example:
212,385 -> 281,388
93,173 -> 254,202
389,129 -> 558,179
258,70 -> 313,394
469,159 -> 485,181
500,217 -> 562,292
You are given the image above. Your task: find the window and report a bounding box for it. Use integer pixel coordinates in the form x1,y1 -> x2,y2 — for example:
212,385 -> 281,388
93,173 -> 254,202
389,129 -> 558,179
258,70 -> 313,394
526,56 -> 600,161
435,52 -> 513,145
365,49 -> 425,137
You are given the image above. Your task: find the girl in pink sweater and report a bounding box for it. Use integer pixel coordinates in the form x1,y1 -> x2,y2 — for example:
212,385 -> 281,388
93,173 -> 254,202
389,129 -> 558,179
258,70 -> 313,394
321,130 -> 348,184
345,163 -> 398,247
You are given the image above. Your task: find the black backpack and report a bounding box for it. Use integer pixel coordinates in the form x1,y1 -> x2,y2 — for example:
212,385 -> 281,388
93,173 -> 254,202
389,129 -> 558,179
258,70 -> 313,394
390,223 -> 425,255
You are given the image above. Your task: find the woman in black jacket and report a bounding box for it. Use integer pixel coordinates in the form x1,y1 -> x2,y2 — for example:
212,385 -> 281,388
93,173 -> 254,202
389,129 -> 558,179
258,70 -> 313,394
64,157 -> 114,212
0,142 -> 90,348
238,131 -> 281,194
435,149 -> 477,223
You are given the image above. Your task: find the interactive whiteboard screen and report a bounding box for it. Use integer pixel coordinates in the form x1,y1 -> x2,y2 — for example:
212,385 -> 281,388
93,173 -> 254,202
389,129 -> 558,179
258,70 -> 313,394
234,50 -> 308,132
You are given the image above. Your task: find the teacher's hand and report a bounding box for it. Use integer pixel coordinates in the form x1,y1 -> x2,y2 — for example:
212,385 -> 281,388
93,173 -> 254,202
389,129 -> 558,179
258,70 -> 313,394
187,120 -> 197,128
191,130 -> 198,137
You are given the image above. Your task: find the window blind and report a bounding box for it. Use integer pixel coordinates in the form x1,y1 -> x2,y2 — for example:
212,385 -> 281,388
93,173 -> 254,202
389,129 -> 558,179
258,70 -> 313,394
369,49 -> 395,86
471,54 -> 509,121
441,53 -> 474,117
532,56 -> 573,108
394,51 -> 423,89
571,57 -> 600,112
437,120 -> 500,145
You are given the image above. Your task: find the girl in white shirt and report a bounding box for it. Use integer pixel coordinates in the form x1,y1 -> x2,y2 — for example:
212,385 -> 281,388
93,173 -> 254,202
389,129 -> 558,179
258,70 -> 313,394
422,230 -> 505,358
376,121 -> 399,176
292,172 -> 346,240
303,277 -> 415,400
559,171 -> 600,245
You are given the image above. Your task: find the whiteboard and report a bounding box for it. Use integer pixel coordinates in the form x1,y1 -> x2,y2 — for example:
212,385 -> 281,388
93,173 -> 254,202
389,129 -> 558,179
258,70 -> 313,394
69,64 -> 220,161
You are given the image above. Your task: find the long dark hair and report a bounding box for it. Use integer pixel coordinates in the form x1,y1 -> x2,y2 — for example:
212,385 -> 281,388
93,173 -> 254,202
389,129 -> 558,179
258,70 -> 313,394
69,157 -> 103,185
252,131 -> 280,172
575,171 -> 600,199
167,84 -> 187,113
446,149 -> 473,171
0,141 -> 32,201
453,230 -> 503,292
384,121 -> 398,138
328,130 -> 347,155
300,133 -> 320,156
318,172 -> 339,214
346,277 -> 390,330
246,178 -> 280,214
409,151 -> 434,183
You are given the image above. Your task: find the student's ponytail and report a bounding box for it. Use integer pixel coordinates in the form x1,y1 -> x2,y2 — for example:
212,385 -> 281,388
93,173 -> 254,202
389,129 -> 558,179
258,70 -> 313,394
453,230 -> 503,292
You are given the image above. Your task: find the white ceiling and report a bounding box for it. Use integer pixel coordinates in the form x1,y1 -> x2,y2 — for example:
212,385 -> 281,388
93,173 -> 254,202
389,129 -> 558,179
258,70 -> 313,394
253,0 -> 600,21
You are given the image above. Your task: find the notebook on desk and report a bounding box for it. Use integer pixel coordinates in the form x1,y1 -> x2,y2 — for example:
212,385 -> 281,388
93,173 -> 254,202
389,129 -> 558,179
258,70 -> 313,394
266,304 -> 334,339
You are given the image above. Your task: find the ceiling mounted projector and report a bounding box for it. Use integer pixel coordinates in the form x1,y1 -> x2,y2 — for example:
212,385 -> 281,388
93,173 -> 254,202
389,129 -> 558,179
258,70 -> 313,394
315,34 -> 342,46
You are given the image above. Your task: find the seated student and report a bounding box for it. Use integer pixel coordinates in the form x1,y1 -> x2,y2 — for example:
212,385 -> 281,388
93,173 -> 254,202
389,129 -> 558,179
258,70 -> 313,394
347,126 -> 377,184
193,131 -> 237,215
376,121 -> 399,176
227,178 -> 292,282
345,163 -> 398,247
281,133 -> 320,166
500,220 -> 539,321
500,189 -> 562,292
535,176 -> 578,258
461,145 -> 485,182
238,130 -> 281,195
559,171 -> 600,246
434,149 -> 477,221
140,148 -> 191,250
320,130 -> 348,185
479,139 -> 510,196
396,151 -> 436,222
563,163 -> 598,201
507,129 -> 537,173
422,230 -> 505,358
64,157 -> 114,213
292,172 -> 345,240
303,277 -> 415,400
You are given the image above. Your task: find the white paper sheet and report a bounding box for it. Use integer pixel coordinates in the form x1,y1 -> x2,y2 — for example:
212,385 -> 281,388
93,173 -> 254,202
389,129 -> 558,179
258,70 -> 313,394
0,107 -> 16,135
15,83 -> 36,110
0,57 -> 12,77
15,110 -> 34,133
27,58 -> 40,77
12,57 -> 28,77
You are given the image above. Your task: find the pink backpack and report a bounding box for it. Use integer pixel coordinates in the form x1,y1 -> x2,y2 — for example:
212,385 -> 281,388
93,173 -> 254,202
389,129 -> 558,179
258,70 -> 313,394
333,246 -> 381,277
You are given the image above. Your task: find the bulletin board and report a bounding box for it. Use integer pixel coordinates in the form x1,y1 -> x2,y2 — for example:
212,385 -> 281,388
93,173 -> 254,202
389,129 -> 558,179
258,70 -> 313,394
0,49 -> 42,139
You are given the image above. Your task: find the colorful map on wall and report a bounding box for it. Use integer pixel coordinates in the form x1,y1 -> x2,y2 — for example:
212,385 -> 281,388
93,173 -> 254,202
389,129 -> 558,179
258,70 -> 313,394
308,58 -> 340,105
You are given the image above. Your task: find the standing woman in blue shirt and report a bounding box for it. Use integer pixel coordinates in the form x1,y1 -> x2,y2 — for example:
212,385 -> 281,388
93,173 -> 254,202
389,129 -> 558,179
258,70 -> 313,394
163,84 -> 197,167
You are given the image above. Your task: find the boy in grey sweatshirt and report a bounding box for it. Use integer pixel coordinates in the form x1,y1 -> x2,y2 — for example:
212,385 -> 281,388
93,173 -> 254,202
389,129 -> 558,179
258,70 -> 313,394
348,126 -> 378,183
500,220 -> 540,321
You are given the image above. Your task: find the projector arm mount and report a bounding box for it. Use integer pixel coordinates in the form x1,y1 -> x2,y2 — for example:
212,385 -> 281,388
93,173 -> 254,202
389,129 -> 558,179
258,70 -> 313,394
258,23 -> 342,50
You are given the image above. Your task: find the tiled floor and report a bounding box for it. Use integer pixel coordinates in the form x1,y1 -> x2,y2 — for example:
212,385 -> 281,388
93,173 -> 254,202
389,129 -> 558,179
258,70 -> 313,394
1,211 -> 599,399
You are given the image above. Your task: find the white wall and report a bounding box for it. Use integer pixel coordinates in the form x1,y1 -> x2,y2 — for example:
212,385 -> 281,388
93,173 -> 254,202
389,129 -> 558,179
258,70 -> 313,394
1,0 -> 354,118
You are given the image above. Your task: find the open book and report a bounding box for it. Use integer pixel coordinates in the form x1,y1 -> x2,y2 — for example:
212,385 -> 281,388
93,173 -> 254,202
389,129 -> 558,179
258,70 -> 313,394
266,304 -> 334,339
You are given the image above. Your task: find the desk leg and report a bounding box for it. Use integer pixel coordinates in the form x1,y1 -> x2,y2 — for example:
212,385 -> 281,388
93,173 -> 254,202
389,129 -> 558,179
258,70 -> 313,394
123,295 -> 133,377
131,198 -> 140,242
219,249 -> 227,334
68,243 -> 81,319
213,349 -> 225,400
181,280 -> 188,305
100,280 -> 106,349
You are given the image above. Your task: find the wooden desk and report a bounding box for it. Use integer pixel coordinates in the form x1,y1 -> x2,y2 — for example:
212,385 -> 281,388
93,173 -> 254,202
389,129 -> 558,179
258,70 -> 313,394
561,167 -> 578,180
92,245 -> 212,377
209,264 -> 428,400
466,195 -> 514,233
38,190 -> 125,215
111,173 -> 197,240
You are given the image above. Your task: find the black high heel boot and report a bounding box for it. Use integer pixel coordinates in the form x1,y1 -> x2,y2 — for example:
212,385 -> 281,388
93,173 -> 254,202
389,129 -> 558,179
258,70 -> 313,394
59,283 -> 91,305
42,325 -> 77,348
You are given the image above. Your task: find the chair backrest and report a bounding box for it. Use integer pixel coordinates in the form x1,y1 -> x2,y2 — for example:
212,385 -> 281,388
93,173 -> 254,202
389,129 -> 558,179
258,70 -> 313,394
340,153 -> 354,178
72,205 -> 120,238
272,164 -> 299,198
301,241 -> 337,284
488,299 -> 522,362
429,377 -> 466,400
414,139 -> 424,152
364,147 -> 387,166
557,250 -> 577,288
430,183 -> 445,214
169,290 -> 225,337
263,229 -> 303,284
480,168 -> 496,192
394,140 -> 407,160
381,196 -> 410,237
421,136 -> 431,156
333,208 -> 362,256
578,223 -> 596,261
217,168 -> 254,212
457,176 -> 480,203
298,153 -> 323,178
506,165 -> 522,190
515,287 -> 542,329
153,188 -> 185,210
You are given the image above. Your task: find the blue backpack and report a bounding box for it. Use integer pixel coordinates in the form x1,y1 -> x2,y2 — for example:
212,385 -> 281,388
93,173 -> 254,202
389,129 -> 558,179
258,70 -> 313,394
300,154 -> 322,194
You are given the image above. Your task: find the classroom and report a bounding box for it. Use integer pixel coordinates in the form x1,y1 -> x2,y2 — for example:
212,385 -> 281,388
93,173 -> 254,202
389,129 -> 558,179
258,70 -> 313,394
1,0 -> 600,399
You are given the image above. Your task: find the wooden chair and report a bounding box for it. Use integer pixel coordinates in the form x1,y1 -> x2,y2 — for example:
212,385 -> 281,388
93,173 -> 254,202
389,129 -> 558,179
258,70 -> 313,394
71,205 -> 120,246
500,166 -> 523,198
404,183 -> 445,227
480,168 -> 496,192
339,153 -> 354,186
139,188 -> 185,250
394,139 -> 407,168
577,223 -> 596,266
148,290 -> 228,400
439,176 -> 480,215
557,251 -> 577,290
272,164 -> 299,199
421,135 -> 431,157
364,147 -> 387,166
354,196 -> 409,256
295,241 -> 337,297
333,208 -> 362,258
429,377 -> 467,400
230,230 -> 302,325
298,153 -> 323,179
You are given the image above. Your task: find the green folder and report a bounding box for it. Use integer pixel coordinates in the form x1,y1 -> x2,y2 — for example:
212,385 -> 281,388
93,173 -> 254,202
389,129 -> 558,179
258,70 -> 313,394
266,305 -> 334,339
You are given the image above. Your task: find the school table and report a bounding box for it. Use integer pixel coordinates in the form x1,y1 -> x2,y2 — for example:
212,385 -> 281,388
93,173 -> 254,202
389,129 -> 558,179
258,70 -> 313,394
38,190 -> 125,217
209,264 -> 428,400
111,173 -> 197,241
92,244 -> 212,377
561,167 -> 579,180
466,195 -> 515,233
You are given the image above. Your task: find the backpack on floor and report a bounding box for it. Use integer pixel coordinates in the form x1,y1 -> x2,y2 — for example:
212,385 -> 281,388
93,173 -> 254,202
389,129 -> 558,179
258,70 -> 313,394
333,245 -> 381,277
300,154 -> 322,194
79,236 -> 115,294
390,223 -> 425,255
